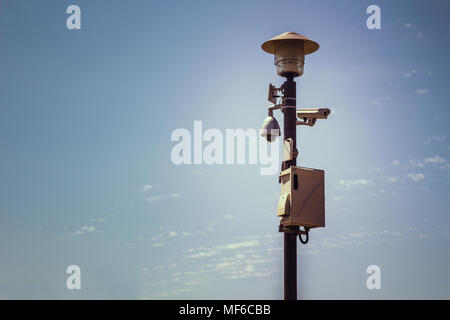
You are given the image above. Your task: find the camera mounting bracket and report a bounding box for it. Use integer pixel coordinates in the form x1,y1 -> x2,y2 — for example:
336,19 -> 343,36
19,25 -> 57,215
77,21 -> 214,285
279,225 -> 310,244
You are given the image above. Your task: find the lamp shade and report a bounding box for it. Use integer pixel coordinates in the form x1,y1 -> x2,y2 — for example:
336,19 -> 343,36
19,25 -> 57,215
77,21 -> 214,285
261,32 -> 319,77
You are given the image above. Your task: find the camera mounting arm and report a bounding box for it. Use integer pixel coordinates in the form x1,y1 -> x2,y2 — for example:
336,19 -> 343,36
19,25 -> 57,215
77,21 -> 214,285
268,83 -> 283,105
297,118 -> 316,126
268,104 -> 283,117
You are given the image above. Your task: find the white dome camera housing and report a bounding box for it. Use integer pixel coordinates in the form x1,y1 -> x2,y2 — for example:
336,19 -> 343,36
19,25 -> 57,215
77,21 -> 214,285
261,116 -> 280,142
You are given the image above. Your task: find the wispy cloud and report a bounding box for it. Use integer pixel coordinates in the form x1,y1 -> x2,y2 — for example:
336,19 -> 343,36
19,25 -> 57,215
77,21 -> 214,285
321,228 -> 403,249
403,69 -> 417,77
371,96 -> 391,105
338,179 -> 369,190
388,177 -> 399,183
217,240 -> 259,250
188,251 -> 217,259
139,235 -> 280,298
424,155 -> 446,165
431,135 -> 446,142
407,173 -> 425,181
140,184 -> 161,192
145,195 -> 163,203
168,231 -> 177,238
152,243 -> 164,247
380,229 -> 402,236
409,159 -> 424,167
140,223 -> 425,299
416,88 -> 429,94
145,193 -> 181,203
69,225 -> 101,237
187,239 -> 260,260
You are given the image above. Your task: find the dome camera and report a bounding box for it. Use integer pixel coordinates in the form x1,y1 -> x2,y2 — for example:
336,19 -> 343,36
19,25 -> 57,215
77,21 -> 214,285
261,116 -> 280,142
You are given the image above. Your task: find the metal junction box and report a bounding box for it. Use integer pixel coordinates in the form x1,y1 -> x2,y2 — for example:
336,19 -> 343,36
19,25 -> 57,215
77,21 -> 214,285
277,166 -> 325,228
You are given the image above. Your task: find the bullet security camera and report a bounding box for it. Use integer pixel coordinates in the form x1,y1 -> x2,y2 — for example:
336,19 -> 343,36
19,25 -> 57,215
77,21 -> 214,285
296,108 -> 331,127
296,108 -> 330,120
261,116 -> 280,142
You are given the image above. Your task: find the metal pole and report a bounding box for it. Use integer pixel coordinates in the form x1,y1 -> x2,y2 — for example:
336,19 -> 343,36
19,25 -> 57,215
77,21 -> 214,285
282,75 -> 298,300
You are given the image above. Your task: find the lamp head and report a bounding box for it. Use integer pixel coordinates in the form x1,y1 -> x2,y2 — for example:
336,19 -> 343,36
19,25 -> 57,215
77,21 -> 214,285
261,32 -> 319,78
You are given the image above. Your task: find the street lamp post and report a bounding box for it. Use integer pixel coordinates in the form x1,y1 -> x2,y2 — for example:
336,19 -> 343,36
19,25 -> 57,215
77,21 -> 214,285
282,75 -> 298,300
261,32 -> 327,300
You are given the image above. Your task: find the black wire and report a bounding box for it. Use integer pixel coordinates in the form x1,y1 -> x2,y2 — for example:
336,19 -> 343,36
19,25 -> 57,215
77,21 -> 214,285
299,232 -> 309,244
299,227 -> 310,244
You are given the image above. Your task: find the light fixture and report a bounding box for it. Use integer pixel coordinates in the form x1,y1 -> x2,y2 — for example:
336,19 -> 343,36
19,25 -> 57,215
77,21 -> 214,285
261,32 -> 319,78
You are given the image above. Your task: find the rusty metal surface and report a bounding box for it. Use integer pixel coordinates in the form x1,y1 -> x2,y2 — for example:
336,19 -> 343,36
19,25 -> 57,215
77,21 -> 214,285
261,31 -> 319,55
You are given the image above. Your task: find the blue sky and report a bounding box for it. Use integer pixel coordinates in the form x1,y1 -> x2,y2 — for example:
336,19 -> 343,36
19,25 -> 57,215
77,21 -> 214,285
0,0 -> 449,299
